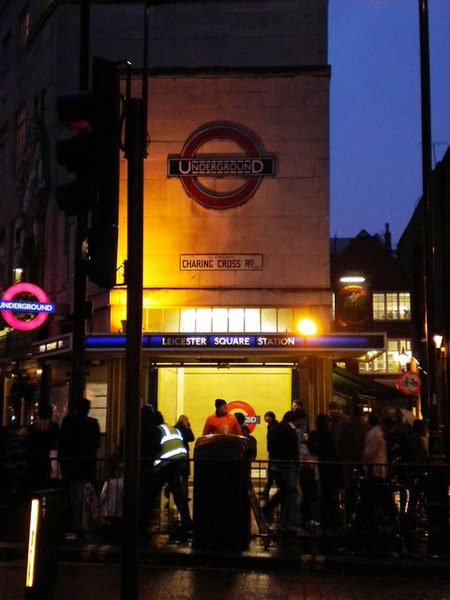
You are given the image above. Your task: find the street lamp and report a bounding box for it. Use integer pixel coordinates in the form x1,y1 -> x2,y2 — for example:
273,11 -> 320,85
297,317 -> 318,336
398,347 -> 410,372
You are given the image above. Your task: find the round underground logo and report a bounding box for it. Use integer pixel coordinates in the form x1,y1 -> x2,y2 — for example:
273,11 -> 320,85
0,283 -> 55,331
227,400 -> 258,433
168,123 -> 275,209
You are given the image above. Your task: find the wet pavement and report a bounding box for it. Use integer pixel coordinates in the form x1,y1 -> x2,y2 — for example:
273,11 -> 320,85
3,559 -> 450,600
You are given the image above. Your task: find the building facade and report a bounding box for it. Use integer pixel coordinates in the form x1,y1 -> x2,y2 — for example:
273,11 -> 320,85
0,0 -> 386,458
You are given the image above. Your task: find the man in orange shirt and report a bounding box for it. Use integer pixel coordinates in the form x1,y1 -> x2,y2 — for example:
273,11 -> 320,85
202,399 -> 242,435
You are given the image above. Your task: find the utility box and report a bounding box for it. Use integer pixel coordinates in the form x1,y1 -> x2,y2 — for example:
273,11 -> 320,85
193,434 -> 250,550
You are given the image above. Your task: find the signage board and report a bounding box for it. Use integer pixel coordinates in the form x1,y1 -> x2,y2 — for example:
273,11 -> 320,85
180,254 -> 263,271
85,332 -> 386,353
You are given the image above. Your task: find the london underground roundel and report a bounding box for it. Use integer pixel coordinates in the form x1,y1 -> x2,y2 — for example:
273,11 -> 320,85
167,122 -> 275,209
0,283 -> 55,330
227,400 -> 257,432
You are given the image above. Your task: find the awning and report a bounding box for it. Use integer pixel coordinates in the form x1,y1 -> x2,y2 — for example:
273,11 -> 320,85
332,365 -> 410,404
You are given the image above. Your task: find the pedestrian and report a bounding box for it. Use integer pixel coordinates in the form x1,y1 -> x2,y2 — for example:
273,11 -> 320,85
403,419 -> 429,528
358,415 -> 398,545
26,403 -> 60,491
262,409 -> 307,536
59,397 -> 101,539
338,404 -> 370,521
140,410 -> 193,539
174,414 -> 195,498
234,412 -> 257,460
260,411 -> 279,499
202,399 -> 241,435
309,413 -> 340,529
328,401 -> 343,451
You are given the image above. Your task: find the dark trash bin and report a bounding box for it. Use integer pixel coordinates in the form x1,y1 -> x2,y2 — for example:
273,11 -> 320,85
193,434 -> 250,550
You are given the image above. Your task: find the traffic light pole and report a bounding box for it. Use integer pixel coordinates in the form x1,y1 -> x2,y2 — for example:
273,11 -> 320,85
121,97 -> 145,600
68,0 -> 90,413
418,0 -> 439,437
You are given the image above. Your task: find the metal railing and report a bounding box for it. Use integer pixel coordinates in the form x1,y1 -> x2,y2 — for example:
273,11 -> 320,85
3,456 -> 450,557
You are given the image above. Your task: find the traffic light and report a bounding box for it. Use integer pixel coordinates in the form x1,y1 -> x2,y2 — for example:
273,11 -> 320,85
55,57 -> 121,288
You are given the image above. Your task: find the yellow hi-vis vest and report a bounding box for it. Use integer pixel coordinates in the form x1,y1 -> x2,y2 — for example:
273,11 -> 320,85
153,424 -> 187,470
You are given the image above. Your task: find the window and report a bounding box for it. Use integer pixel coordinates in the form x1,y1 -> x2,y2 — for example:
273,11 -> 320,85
373,292 -> 411,321
142,307 -> 298,334
359,339 -> 412,374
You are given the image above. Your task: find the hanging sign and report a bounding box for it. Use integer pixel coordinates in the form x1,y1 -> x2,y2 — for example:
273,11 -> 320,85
168,122 -> 275,209
396,370 -> 422,395
0,283 -> 55,331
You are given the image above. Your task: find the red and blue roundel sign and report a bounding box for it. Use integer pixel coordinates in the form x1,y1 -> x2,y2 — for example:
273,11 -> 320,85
0,283 -> 55,331
168,122 -> 275,209
227,400 -> 258,433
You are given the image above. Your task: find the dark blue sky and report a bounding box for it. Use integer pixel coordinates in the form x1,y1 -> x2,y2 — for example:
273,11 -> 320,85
329,0 -> 450,245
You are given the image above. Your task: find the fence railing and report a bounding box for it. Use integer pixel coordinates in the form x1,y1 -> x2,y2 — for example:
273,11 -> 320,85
5,456 -> 450,556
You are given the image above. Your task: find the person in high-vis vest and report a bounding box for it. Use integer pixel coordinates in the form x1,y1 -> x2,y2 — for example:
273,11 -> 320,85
140,410 -> 193,538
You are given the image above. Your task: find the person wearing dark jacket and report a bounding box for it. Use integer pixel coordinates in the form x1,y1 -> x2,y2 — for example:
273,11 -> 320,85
59,398 -> 101,537
262,409 -> 307,535
174,414 -> 195,497
26,403 -> 59,491
260,411 -> 279,499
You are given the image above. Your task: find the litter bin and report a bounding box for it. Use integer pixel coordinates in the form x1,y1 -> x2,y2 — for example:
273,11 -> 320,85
193,434 -> 250,550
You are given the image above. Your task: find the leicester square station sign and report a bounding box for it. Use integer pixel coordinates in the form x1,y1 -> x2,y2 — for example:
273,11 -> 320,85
167,122 -> 276,209
0,282 -> 55,331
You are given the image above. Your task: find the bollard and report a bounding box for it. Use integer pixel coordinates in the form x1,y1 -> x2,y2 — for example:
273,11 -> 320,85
24,489 -> 64,600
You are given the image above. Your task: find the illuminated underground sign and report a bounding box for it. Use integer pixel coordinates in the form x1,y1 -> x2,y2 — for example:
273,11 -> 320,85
168,122 -> 276,209
0,283 -> 55,331
85,333 -> 386,352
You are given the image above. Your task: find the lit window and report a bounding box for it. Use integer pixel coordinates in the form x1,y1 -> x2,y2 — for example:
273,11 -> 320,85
373,292 -> 411,321
359,339 -> 412,374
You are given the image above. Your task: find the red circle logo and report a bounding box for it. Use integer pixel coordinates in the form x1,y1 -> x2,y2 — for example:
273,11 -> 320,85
169,123 -> 275,209
227,400 -> 257,432
1,283 -> 53,330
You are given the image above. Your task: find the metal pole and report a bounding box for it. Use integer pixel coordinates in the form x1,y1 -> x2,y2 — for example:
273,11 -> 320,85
69,0 -> 90,413
418,0 -> 438,432
121,98 -> 145,600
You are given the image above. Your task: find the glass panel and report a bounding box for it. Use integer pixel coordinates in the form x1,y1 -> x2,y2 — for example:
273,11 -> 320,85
228,309 -> 244,332
261,308 -> 277,332
196,308 -> 212,332
244,308 -> 260,332
180,308 -> 195,331
163,309 -> 180,332
385,293 -> 397,319
372,293 -> 385,320
212,308 -> 228,332
278,308 -> 293,333
144,308 -> 163,332
398,293 -> 411,320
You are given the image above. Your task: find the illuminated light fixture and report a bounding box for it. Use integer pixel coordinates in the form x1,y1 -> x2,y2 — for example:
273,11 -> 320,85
339,275 -> 366,283
297,318 -> 318,336
398,347 -> 410,371
25,498 -> 40,588
433,334 -> 443,348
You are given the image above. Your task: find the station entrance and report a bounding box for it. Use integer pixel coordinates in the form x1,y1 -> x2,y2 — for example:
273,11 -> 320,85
155,364 -> 295,462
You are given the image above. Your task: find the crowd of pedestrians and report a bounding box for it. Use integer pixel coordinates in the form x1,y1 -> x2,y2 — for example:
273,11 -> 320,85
259,400 -> 431,543
12,394 -> 433,550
